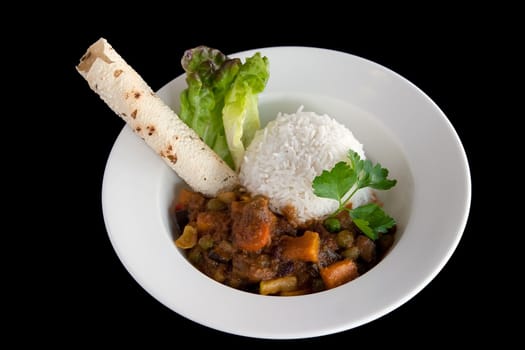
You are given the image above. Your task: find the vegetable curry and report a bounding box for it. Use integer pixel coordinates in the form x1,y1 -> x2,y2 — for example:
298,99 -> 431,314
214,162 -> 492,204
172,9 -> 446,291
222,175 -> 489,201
172,187 -> 395,296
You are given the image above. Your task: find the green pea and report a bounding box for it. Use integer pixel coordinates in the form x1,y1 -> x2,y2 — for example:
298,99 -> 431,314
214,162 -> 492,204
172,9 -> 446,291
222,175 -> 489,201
187,247 -> 202,264
198,235 -> 214,250
217,191 -> 237,204
324,217 -> 341,233
206,198 -> 226,211
341,246 -> 360,260
336,230 -> 354,248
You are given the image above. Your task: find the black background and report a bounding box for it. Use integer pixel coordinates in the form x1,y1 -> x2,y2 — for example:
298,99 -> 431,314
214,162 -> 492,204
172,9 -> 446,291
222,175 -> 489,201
30,8 -> 508,346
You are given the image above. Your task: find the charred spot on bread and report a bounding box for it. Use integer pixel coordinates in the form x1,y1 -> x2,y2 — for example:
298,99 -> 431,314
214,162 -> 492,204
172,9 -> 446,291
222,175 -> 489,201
167,154 -> 177,164
134,91 -> 141,99
131,109 -> 138,119
136,126 -> 141,132
114,69 -> 123,78
146,125 -> 155,136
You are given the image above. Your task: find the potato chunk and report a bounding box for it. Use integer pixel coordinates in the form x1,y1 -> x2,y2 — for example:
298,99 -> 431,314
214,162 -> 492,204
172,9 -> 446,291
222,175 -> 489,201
175,225 -> 198,249
260,276 -> 298,295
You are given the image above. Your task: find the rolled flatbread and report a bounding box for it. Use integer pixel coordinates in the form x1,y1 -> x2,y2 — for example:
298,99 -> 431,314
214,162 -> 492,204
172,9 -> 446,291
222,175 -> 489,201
77,38 -> 239,197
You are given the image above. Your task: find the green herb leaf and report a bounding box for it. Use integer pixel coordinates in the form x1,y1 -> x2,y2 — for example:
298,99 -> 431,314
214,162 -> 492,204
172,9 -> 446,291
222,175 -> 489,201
312,161 -> 355,203
312,149 -> 398,240
351,218 -> 376,240
347,150 -> 397,191
350,203 -> 396,240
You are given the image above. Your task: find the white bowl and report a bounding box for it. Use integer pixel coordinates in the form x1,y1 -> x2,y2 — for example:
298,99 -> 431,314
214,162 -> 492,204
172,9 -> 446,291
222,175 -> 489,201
102,46 -> 471,339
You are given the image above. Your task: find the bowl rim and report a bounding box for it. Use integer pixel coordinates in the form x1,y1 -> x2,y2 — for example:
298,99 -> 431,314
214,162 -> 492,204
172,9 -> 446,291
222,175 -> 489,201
102,46 -> 471,339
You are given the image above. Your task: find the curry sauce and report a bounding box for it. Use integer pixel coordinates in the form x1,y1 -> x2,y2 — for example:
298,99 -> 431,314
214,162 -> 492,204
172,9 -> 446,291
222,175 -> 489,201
172,188 -> 395,295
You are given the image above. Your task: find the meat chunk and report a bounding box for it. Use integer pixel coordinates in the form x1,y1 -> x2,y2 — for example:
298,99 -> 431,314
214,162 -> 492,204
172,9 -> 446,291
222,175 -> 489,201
231,196 -> 275,252
232,253 -> 278,282
356,235 -> 376,263
196,211 -> 231,241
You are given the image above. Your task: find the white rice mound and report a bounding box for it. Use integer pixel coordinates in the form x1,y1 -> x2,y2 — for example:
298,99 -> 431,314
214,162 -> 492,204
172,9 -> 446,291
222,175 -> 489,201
239,107 -> 373,223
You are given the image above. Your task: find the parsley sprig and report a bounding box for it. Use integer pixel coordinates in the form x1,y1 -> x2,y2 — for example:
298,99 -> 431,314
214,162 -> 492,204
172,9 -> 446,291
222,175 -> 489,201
312,150 -> 397,240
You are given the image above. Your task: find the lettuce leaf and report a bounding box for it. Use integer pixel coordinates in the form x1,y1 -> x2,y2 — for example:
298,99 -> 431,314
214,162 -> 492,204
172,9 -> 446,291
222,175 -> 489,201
179,46 -> 269,170
222,53 -> 269,170
179,46 -> 240,168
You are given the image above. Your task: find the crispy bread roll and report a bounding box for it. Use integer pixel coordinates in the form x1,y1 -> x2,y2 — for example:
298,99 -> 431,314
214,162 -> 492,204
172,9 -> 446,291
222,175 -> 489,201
77,38 -> 239,197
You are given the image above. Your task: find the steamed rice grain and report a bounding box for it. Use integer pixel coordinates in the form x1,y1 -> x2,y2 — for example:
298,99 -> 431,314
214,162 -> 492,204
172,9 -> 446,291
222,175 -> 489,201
239,107 -> 373,223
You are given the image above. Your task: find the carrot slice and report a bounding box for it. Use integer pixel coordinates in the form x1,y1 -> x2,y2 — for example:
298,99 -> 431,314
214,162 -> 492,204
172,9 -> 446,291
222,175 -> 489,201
196,212 -> 215,232
320,259 -> 359,289
176,188 -> 194,209
281,231 -> 320,263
